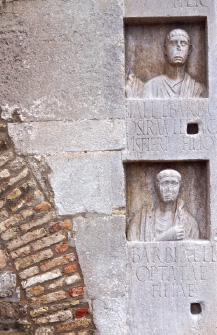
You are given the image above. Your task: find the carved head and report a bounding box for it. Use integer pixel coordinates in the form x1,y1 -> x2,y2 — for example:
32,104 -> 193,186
165,29 -> 191,66
156,169 -> 181,203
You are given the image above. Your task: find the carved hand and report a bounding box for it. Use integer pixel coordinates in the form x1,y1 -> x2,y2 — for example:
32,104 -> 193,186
156,225 -> 185,241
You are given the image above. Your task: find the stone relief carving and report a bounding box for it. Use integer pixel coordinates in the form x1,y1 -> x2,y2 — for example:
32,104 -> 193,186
127,169 -> 200,241
126,29 -> 206,98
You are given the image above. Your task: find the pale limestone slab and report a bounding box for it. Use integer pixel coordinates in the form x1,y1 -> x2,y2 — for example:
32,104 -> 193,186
93,297 -> 127,335
46,152 -> 125,215
74,216 -> 128,334
0,0 -> 125,121
125,0 -> 214,18
8,120 -> 126,154
128,241 -> 217,335
8,120 -> 125,154
73,216 -> 127,298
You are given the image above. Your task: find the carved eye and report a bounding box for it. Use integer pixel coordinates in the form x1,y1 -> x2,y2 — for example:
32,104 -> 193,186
181,41 -> 187,46
170,41 -> 177,46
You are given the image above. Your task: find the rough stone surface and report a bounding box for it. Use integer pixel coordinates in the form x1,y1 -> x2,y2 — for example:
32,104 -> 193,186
47,152 -> 125,215
0,0 -> 125,121
93,297 -> 127,335
0,271 -> 17,299
8,120 -> 126,154
74,216 -> 127,333
74,216 -> 127,298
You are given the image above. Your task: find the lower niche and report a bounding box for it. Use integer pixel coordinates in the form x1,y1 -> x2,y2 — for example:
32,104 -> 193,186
126,160 -> 208,241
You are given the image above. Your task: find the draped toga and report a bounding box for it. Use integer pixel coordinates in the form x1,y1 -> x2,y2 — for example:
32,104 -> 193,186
126,73 -> 205,99
127,199 -> 199,242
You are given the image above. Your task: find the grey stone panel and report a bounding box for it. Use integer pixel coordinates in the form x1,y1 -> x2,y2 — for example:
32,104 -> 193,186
46,152 -> 125,215
8,120 -> 126,154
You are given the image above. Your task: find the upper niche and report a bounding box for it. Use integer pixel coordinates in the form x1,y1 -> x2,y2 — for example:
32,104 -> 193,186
125,21 -> 207,98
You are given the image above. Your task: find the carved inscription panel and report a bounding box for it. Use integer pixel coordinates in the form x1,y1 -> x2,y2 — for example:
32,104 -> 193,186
126,99 -> 217,159
174,0 -> 211,7
128,242 -> 217,335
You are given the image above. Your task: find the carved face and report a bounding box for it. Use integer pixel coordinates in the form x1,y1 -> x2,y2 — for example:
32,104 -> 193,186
157,177 -> 180,203
165,35 -> 190,66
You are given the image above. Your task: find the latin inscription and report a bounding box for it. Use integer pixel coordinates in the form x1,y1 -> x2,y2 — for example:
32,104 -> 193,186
174,0 -> 211,7
126,99 -> 216,156
129,243 -> 217,299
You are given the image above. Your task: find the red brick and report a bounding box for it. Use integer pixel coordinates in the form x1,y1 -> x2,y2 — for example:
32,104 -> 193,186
56,243 -> 69,254
69,286 -> 83,298
35,202 -> 52,213
31,290 -> 67,304
63,220 -> 72,230
76,308 -> 90,319
40,253 -> 75,271
49,221 -> 63,233
64,264 -> 77,274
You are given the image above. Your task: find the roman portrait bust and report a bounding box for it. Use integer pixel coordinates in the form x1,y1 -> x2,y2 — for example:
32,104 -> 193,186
126,29 -> 206,99
127,169 -> 199,241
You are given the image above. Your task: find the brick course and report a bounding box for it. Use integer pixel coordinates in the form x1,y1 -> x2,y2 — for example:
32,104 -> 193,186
0,118 -> 94,333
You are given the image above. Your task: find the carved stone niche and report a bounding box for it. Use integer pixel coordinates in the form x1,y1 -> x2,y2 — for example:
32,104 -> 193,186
126,161 -> 208,241
125,162 -> 217,335
125,19 -> 208,98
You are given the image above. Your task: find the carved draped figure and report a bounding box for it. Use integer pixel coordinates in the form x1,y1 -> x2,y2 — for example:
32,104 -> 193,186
127,199 -> 199,242
126,73 -> 205,99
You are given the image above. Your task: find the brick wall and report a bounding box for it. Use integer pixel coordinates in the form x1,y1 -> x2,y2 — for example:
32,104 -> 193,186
0,113 -> 95,334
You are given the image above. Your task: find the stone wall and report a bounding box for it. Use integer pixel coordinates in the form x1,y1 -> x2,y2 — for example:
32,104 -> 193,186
0,114 -> 95,333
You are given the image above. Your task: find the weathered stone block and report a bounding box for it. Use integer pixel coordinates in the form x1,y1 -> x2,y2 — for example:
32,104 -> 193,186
47,152 -> 125,215
0,271 -> 17,300
74,216 -> 127,298
8,120 -> 126,154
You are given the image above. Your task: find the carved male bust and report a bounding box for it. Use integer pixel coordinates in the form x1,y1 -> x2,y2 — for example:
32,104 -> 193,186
127,169 -> 199,241
126,29 -> 206,98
